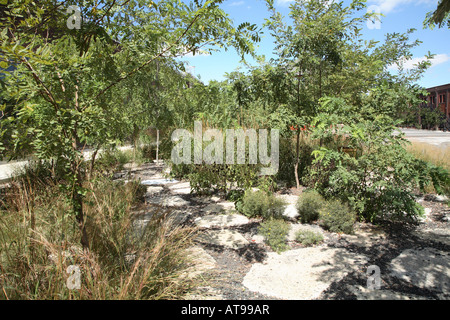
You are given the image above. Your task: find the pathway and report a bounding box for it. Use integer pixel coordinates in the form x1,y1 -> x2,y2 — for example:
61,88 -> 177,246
123,162 -> 449,300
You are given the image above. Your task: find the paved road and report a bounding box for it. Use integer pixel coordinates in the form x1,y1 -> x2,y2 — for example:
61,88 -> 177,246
0,146 -> 134,183
397,128 -> 450,147
1,129 -> 449,182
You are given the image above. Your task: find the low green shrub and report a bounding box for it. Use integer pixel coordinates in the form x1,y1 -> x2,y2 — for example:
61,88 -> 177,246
96,148 -> 132,173
319,199 -> 356,234
258,219 -> 290,253
295,230 -> 324,246
240,190 -> 286,219
296,190 -> 326,223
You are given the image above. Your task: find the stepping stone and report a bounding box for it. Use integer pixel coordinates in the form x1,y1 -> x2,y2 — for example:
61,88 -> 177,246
340,230 -> 386,247
197,229 -> 249,249
184,286 -> 223,300
413,227 -> 450,246
243,247 -> 368,300
201,201 -> 235,214
182,246 -> 217,279
283,204 -> 299,219
141,178 -> 179,186
287,223 -> 325,242
146,186 -> 164,196
169,181 -> 192,195
194,214 -> 250,229
389,247 -> 450,293
347,285 -> 429,300
276,194 -> 299,219
147,195 -> 190,207
249,234 -> 265,244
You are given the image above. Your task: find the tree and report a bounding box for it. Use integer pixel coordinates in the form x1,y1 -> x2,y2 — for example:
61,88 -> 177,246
0,0 -> 260,248
424,0 -> 450,28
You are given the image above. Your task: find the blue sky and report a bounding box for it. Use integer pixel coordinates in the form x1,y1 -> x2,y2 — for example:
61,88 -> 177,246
178,0 -> 450,89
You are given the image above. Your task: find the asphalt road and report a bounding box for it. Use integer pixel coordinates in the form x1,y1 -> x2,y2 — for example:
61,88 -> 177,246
0,146 -> 134,183
397,128 -> 450,147
1,129 -> 449,183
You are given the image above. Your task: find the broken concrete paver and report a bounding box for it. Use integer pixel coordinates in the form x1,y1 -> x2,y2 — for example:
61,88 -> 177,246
389,247 -> 450,293
182,246 -> 217,280
243,247 -> 368,300
347,285 -> 429,300
201,201 -> 235,214
146,195 -> 190,207
197,229 -> 249,249
195,214 -> 250,229
169,181 -> 192,195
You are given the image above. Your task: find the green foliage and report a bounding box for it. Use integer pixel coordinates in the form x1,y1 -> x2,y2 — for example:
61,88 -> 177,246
319,199 -> 356,234
0,174 -> 195,299
308,109 -> 446,222
295,230 -> 324,246
258,219 -> 290,253
296,190 -> 326,223
240,190 -> 286,219
96,149 -> 132,174
0,0 -> 261,248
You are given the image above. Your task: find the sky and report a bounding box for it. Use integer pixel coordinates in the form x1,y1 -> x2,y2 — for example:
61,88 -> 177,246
178,0 -> 450,89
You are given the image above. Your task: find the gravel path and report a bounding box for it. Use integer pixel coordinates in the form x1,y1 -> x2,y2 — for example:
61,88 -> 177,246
123,163 -> 450,300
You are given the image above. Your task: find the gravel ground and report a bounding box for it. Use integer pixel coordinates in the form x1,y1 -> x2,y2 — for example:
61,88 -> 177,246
189,198 -> 449,300
123,164 -> 450,300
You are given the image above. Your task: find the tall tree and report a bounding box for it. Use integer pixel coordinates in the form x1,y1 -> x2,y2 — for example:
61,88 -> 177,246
0,0 -> 260,248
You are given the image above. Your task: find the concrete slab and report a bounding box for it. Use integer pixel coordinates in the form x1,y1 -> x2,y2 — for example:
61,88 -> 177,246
194,214 -> 250,229
413,227 -> 450,246
146,186 -> 164,196
169,181 -> 192,195
201,201 -> 235,214
146,195 -> 190,207
276,194 -> 299,219
182,246 -> 217,279
141,178 -> 179,186
347,285 -> 429,300
197,229 -> 249,249
287,223 -> 325,242
389,247 -> 450,292
243,247 -> 368,300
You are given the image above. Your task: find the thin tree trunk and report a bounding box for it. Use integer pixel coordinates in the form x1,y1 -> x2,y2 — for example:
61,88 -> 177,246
294,132 -> 300,190
156,129 -> 159,161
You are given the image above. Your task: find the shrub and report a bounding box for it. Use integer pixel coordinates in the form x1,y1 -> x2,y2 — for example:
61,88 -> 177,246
307,115 -> 448,222
295,230 -> 324,246
296,190 -> 325,223
319,199 -> 356,234
240,190 -> 286,219
258,219 -> 290,253
96,148 -> 132,173
0,174 -> 196,299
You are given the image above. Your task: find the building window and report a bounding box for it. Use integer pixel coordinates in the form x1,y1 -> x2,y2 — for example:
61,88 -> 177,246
439,94 -> 446,104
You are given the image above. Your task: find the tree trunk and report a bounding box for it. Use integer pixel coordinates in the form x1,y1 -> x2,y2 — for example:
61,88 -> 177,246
73,185 -> 89,250
71,137 -> 89,250
294,132 -> 300,190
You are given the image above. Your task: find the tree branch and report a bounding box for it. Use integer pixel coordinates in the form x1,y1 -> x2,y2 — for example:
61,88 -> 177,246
94,14 -> 201,99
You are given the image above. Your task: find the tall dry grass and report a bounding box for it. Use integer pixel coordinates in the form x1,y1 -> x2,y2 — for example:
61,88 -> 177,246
406,141 -> 450,171
0,163 -> 197,300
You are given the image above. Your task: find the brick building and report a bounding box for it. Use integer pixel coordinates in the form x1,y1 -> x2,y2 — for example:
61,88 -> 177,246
418,83 -> 450,129
421,83 -> 450,118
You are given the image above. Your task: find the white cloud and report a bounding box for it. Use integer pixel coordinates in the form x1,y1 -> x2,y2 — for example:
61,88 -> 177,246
229,1 -> 245,6
389,53 -> 450,71
277,0 -> 293,4
368,0 -> 438,14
